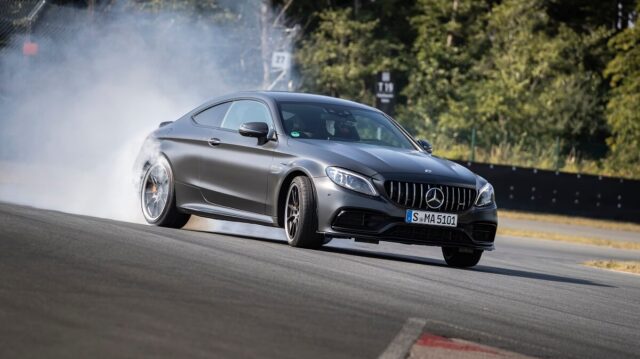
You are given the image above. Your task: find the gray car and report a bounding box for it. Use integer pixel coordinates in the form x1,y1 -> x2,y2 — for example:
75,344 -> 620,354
136,91 -> 497,267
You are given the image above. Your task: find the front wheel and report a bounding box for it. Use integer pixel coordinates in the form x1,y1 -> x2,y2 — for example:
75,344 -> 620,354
284,176 -> 324,249
140,156 -> 190,228
442,247 -> 483,268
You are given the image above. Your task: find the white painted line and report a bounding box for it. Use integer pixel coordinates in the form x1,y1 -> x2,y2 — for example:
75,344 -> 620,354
379,317 -> 427,359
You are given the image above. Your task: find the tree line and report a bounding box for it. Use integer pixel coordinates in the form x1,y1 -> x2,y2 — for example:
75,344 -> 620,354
2,0 -> 639,178
288,0 -> 639,179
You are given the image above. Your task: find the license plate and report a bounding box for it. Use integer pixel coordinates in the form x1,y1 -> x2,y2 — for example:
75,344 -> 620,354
405,210 -> 458,227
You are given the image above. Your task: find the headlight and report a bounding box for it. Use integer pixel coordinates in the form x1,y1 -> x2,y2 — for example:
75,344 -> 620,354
326,167 -> 378,196
475,183 -> 495,207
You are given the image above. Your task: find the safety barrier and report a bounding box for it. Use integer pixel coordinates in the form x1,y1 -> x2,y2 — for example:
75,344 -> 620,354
462,162 -> 640,223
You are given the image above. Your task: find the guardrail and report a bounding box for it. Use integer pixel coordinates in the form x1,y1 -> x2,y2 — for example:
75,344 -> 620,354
462,162 -> 640,223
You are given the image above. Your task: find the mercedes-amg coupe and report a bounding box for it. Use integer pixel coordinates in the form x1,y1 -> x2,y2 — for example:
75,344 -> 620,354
136,91 -> 497,267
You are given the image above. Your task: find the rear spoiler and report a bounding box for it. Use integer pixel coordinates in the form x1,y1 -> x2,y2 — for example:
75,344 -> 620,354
159,121 -> 173,128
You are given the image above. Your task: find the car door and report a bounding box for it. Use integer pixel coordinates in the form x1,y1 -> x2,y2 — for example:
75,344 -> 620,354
199,99 -> 276,215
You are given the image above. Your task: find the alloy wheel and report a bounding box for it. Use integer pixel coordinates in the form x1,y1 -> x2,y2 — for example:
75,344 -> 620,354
285,184 -> 300,241
142,163 -> 170,221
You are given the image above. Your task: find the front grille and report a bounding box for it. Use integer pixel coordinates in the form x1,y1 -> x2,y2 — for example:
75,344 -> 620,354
384,181 -> 476,212
383,225 -> 469,243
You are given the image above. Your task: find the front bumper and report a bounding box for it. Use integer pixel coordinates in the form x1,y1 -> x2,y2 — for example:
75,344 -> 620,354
313,176 -> 498,250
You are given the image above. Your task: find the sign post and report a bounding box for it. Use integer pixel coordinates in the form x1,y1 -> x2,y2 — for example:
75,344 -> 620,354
375,71 -> 395,116
268,51 -> 291,91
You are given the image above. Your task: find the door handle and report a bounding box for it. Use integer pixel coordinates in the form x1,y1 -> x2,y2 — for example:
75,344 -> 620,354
208,138 -> 221,146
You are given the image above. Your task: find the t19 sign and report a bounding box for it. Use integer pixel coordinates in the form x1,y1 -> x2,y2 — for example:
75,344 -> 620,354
375,71 -> 395,116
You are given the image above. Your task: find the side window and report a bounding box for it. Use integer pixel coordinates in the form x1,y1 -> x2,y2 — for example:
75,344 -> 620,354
193,102 -> 232,128
220,100 -> 273,131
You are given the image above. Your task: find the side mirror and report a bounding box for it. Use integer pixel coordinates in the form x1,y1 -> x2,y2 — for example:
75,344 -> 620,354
418,139 -> 433,154
239,122 -> 270,138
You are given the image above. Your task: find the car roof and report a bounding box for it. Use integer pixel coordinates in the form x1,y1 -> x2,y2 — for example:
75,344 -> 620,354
210,91 -> 379,112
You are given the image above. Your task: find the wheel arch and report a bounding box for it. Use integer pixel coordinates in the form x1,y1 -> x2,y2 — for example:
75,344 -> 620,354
276,169 -> 318,228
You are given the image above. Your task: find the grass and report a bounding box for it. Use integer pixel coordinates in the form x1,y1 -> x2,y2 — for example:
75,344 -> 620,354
496,227 -> 640,250
583,260 -> 640,275
432,141 -> 640,180
499,210 -> 640,233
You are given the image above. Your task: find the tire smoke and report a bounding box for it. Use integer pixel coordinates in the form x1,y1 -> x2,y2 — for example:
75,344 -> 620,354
0,2 -> 292,234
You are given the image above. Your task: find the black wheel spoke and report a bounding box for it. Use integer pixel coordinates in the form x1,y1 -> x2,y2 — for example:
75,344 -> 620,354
285,185 -> 302,240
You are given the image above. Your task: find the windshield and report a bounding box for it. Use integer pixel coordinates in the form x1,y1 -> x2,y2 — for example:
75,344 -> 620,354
278,102 -> 415,150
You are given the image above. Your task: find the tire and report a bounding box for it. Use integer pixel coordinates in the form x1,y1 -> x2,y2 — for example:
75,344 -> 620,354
442,247 -> 483,268
284,176 -> 324,248
140,156 -> 190,228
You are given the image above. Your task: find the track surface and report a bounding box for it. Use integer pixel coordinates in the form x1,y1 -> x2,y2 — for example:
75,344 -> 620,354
1,202 -> 639,358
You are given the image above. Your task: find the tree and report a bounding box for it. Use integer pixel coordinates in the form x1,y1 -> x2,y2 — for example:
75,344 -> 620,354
400,0 -> 489,136
126,0 -> 234,21
296,8 -> 401,104
400,0 -> 621,169
604,3 -> 640,177
472,0 -> 608,151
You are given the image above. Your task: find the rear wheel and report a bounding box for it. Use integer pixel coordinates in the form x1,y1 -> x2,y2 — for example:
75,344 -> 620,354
442,247 -> 483,268
140,157 -> 190,228
284,176 -> 324,248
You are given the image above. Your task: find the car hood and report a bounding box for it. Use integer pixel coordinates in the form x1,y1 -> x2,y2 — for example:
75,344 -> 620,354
290,140 -> 478,187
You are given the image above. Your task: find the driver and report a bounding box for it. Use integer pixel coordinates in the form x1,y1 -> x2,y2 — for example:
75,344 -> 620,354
333,120 -> 360,141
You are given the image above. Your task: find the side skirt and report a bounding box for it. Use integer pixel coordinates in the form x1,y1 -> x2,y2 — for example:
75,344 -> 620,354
180,202 -> 276,226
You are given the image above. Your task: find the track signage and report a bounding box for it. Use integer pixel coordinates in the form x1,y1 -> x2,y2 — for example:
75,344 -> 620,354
375,71 -> 395,116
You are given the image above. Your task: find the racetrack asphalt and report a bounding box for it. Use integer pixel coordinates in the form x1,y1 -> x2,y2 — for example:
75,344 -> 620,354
1,202 -> 639,359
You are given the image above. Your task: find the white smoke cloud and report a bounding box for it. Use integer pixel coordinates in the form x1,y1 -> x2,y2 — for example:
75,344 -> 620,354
0,1 -> 291,239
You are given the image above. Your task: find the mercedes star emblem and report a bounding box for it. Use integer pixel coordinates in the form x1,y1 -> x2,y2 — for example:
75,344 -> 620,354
425,187 -> 445,209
